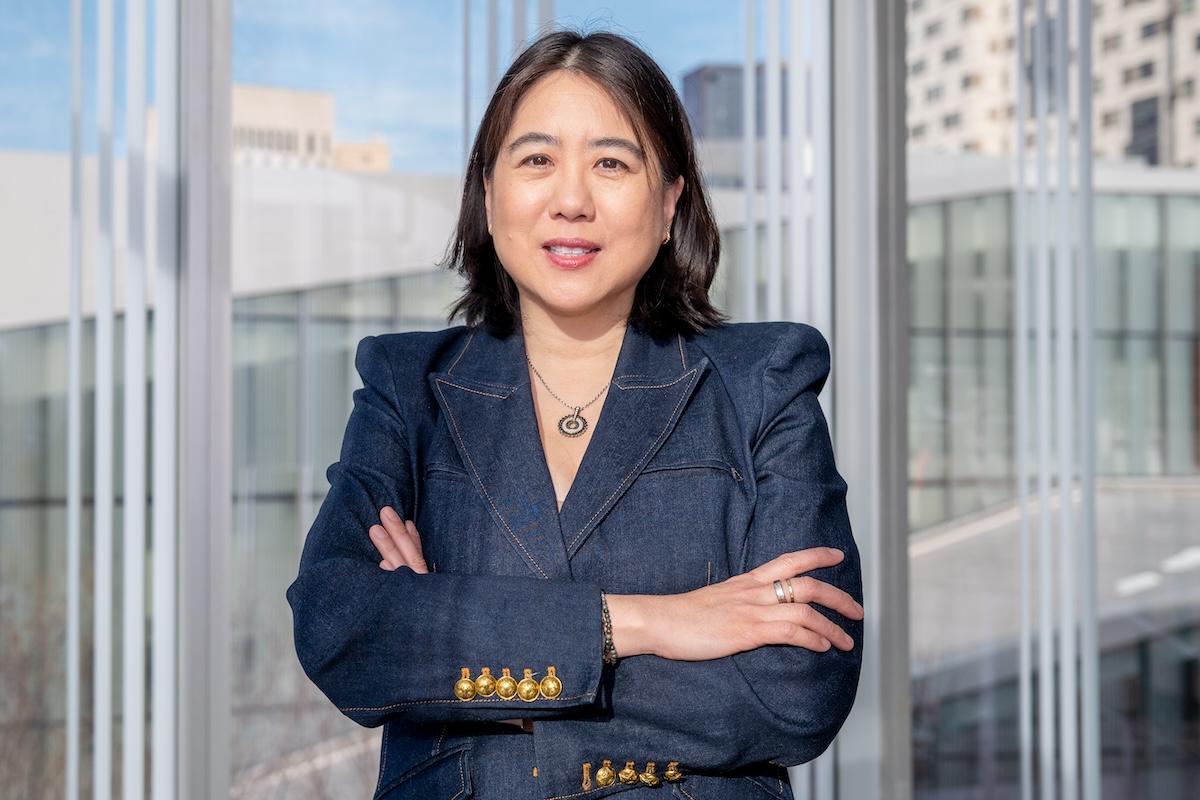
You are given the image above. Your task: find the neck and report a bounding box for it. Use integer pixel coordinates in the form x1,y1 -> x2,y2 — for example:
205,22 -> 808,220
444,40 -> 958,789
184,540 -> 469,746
520,307 -> 628,371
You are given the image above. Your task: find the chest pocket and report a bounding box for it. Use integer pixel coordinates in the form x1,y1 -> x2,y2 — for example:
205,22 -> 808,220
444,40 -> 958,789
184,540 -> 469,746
568,445 -> 750,596
416,460 -> 488,575
416,445 -> 551,578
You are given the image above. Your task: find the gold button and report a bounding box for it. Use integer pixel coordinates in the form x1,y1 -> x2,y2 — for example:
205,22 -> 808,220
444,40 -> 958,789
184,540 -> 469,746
474,667 -> 497,697
540,666 -> 562,699
517,669 -> 540,702
454,668 -> 476,701
663,762 -> 683,782
618,762 -> 639,785
595,760 -> 616,788
639,761 -> 661,787
495,668 -> 518,700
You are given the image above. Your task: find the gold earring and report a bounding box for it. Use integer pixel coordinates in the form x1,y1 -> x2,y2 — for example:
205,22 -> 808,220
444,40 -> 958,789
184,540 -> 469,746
662,229 -> 671,245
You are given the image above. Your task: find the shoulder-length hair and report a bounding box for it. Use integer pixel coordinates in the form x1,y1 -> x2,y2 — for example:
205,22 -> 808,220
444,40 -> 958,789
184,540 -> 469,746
444,30 -> 724,338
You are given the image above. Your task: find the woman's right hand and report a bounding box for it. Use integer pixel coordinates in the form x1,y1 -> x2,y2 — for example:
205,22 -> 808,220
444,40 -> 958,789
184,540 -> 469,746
370,506 -> 428,574
605,548 -> 863,661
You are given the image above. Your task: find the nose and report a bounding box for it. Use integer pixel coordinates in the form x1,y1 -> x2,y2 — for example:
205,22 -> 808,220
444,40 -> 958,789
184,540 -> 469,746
548,162 -> 594,222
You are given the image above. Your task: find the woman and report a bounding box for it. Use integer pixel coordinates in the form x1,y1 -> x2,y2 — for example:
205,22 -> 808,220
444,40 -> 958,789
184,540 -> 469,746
289,30 -> 863,800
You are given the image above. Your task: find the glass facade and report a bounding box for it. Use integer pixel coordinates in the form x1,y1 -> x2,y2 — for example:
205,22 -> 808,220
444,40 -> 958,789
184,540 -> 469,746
907,188 -> 1200,797
228,277 -> 459,792
906,0 -> 1200,796
1,323 -> 77,799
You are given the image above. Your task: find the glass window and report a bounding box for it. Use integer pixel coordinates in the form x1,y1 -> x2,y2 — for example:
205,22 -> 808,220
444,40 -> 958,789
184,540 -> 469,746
907,1 -> 1200,795
0,3 -> 85,794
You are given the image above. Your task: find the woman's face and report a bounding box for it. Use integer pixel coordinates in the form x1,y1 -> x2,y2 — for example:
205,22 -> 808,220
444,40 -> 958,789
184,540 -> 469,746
485,71 -> 684,328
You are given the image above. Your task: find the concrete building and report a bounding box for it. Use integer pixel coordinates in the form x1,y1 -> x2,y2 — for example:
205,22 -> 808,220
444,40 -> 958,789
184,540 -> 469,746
231,84 -> 392,173
905,0 -> 1200,166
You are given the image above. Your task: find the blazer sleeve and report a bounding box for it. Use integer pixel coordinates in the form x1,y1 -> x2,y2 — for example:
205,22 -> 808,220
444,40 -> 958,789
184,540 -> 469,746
287,335 -> 606,727
541,325 -> 863,773
727,324 -> 863,763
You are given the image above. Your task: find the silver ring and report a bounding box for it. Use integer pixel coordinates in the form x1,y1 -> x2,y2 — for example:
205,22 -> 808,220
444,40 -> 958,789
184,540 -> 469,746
786,579 -> 796,604
773,580 -> 787,604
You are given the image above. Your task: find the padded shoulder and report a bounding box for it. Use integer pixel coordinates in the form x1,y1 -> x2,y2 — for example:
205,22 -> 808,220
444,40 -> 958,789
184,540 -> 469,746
687,322 -> 831,432
689,322 -> 828,383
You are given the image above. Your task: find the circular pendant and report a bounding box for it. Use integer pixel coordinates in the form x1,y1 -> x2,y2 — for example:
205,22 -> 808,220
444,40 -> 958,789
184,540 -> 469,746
557,411 -> 587,438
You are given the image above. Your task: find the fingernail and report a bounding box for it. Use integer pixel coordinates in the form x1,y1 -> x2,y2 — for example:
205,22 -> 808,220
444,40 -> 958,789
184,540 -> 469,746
382,506 -> 397,521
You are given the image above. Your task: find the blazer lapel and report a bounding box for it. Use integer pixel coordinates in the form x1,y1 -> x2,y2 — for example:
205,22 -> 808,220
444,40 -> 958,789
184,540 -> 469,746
558,328 -> 708,557
429,331 -> 570,580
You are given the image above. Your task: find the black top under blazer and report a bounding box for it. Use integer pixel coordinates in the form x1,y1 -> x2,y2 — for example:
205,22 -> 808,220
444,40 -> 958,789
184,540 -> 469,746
288,321 -> 863,800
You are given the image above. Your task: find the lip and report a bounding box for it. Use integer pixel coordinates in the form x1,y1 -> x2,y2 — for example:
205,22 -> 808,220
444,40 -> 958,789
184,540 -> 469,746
542,238 -> 601,270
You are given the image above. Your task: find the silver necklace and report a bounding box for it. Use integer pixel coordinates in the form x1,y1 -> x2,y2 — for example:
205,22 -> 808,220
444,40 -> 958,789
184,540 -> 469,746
527,357 -> 610,438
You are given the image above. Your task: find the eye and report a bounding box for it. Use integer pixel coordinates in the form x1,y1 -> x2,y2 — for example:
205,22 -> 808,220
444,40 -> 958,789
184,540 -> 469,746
522,154 -> 551,167
597,157 -> 627,171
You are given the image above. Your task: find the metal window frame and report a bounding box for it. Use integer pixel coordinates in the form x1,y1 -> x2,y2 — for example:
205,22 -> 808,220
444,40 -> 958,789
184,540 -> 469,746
124,3 -> 150,797
95,1 -> 117,796
830,2 -> 912,798
178,0 -> 233,797
153,0 -> 183,796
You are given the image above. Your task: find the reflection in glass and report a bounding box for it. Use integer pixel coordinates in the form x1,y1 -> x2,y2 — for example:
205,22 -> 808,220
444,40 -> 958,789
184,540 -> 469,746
907,0 -> 1200,796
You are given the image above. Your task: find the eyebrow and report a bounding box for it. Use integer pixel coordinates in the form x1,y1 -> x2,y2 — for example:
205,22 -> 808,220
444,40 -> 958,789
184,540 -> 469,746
506,132 -> 559,153
505,132 -> 644,160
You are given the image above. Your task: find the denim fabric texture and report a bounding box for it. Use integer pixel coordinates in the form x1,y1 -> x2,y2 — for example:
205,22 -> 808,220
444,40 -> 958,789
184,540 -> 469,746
288,322 -> 864,800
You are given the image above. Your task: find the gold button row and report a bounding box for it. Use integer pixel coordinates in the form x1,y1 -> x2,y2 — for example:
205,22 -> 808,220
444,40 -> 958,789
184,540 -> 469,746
453,666 -> 562,702
582,760 -> 683,789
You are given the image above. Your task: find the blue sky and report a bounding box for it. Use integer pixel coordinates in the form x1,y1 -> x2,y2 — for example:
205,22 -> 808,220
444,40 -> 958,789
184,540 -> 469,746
0,0 -> 749,173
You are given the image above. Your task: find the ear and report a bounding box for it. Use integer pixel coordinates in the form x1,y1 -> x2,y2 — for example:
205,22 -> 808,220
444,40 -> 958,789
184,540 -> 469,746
484,176 -> 494,231
663,176 -> 684,229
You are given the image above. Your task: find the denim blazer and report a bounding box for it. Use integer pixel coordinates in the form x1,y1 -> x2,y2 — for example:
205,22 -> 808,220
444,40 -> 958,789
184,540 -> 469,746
288,321 -> 863,800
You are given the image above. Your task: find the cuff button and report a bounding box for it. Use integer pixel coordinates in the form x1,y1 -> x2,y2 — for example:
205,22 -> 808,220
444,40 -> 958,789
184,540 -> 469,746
618,762 -> 639,785
474,667 -> 497,697
495,668 -> 518,700
516,669 -> 540,702
539,666 -> 562,699
453,668 -> 477,701
639,762 -> 661,787
595,760 -> 616,788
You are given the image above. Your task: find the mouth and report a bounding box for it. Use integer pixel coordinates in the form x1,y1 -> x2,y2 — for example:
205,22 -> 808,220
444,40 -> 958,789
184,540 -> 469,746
543,238 -> 600,255
547,245 -> 599,256
542,239 -> 601,269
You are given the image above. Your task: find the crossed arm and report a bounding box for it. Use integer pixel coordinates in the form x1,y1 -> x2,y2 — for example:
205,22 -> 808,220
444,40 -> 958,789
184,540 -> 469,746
370,506 -> 864,663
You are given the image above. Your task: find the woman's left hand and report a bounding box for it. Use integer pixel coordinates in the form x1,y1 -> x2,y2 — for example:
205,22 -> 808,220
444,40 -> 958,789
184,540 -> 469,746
370,506 -> 428,574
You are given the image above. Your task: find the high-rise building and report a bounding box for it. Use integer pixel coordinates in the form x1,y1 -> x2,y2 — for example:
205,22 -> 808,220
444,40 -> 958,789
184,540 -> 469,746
685,3 -> 1200,166
682,63 -> 790,139
905,0 -> 1200,166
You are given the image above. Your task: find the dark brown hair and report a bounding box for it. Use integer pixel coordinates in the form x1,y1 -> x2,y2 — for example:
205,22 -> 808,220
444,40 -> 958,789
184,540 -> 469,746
444,29 -> 724,338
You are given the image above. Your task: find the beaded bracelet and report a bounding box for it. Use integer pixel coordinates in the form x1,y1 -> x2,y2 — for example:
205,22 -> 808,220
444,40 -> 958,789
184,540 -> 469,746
600,593 -> 619,666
